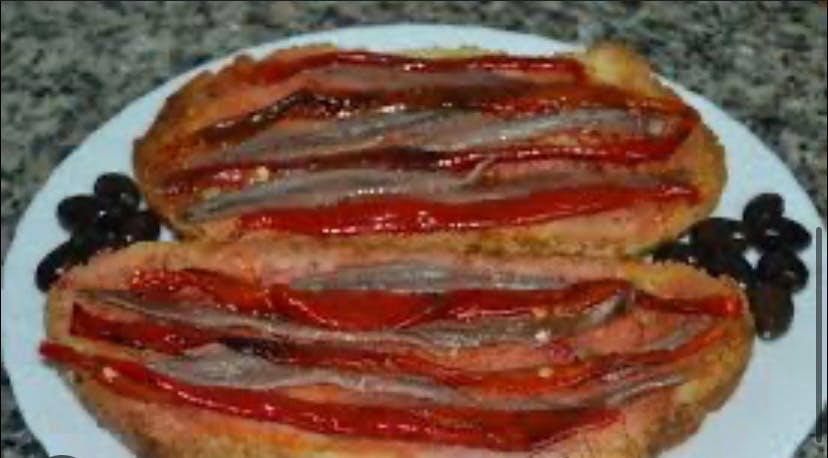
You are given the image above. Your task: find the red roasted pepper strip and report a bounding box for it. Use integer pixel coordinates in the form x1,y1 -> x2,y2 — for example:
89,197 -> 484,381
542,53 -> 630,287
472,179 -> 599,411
70,306 -> 219,355
237,183 -> 699,236
255,51 -> 587,84
266,280 -> 629,331
129,270 -> 628,331
130,269 -> 268,312
636,292 -> 743,318
40,342 -> 618,451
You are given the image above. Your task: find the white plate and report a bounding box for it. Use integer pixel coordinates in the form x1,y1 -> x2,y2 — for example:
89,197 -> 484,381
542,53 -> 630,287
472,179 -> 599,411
2,24 -> 825,458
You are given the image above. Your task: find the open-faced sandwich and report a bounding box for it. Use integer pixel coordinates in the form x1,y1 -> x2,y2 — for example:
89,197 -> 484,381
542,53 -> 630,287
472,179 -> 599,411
41,238 -> 752,458
134,43 -> 725,256
34,41 -> 764,458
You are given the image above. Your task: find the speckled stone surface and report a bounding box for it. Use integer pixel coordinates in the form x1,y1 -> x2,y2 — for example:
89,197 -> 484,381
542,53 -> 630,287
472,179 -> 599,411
1,2 -> 825,457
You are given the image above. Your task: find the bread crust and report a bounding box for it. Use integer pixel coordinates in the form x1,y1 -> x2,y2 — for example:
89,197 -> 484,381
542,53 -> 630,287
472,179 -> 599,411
45,239 -> 753,458
133,44 -> 725,256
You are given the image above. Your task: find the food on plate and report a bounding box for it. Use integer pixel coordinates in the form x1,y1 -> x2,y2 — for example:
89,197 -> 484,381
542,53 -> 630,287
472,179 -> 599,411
748,283 -> 794,340
651,242 -> 703,267
94,173 -> 143,210
742,193 -> 785,229
36,173 -> 161,291
755,249 -> 809,292
36,242 -> 81,293
41,238 -> 752,458
652,217 -> 755,291
689,217 -> 749,254
649,192 -> 812,341
701,250 -> 755,291
743,194 -> 812,252
748,217 -> 812,252
134,43 -> 725,256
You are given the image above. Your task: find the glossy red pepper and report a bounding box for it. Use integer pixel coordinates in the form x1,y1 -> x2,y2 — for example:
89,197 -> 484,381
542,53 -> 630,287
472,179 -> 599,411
70,305 -> 218,355
40,342 -> 618,451
129,269 -> 629,331
637,292 -> 743,318
254,51 -> 587,84
130,268 -> 268,312
237,183 -> 698,236
266,279 -> 630,331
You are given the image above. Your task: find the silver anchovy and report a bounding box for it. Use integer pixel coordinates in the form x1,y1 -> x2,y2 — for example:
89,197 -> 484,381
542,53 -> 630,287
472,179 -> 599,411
77,287 -> 631,350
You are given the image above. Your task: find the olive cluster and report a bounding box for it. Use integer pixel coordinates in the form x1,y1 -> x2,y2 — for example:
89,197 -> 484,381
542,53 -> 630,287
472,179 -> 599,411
652,193 -> 812,341
36,173 -> 161,291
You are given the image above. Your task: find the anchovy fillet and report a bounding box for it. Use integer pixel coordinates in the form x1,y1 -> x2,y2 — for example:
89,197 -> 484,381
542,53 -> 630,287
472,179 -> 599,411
290,261 -> 565,293
76,287 -> 631,350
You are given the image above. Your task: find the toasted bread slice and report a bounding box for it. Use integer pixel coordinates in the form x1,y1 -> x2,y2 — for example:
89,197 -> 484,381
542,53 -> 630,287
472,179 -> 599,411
44,238 -> 751,458
134,44 -> 725,257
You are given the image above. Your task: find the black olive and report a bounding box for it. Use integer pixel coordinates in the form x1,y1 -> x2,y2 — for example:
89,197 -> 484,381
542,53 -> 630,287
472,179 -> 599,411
56,195 -> 103,232
700,249 -> 756,290
108,230 -> 130,247
778,218 -> 812,251
96,199 -> 134,231
690,217 -> 749,253
119,210 -> 161,244
68,229 -> 110,258
743,193 -> 784,228
35,242 -> 79,291
749,283 -> 794,341
756,249 -> 809,292
94,173 -> 141,210
748,217 -> 813,252
651,242 -> 702,266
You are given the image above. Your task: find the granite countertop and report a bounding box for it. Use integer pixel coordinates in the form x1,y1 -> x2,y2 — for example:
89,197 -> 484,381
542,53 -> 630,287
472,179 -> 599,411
1,2 -> 825,457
